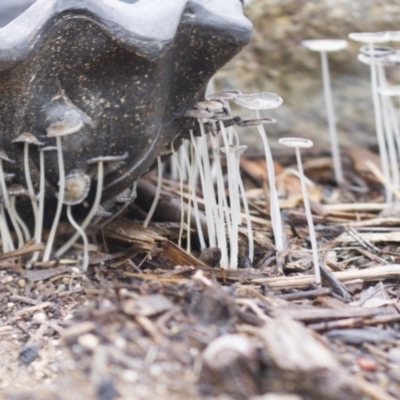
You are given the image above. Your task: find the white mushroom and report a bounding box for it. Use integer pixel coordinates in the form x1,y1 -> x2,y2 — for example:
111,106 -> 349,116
349,31 -> 391,202
279,137 -> 321,286
43,110 -> 84,261
55,152 -> 128,258
62,172 -> 91,271
301,39 -> 348,184
12,132 -> 44,253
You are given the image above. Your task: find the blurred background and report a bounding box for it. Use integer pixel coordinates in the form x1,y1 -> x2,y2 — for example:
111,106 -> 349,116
217,0 -> 400,150
2,0 -> 400,151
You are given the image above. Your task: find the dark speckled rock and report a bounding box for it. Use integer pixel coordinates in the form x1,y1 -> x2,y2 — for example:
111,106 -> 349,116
0,0 -> 252,203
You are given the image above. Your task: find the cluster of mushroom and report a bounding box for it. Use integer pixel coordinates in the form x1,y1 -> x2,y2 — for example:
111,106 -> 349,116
348,31 -> 400,204
178,91 -> 283,270
0,110 -> 131,270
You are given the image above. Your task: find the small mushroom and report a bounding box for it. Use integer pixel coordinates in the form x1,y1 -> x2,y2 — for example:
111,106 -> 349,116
196,100 -> 226,114
62,172 -> 91,271
279,137 -> 320,285
233,92 -> 283,110
55,152 -> 128,259
236,117 -> 276,127
185,109 -> 215,119
12,132 -> 44,248
206,90 -> 241,101
43,110 -> 84,261
302,39 -> 348,184
349,32 -> 391,202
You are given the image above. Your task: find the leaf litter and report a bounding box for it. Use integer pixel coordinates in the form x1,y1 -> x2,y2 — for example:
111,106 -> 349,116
1,146 -> 400,399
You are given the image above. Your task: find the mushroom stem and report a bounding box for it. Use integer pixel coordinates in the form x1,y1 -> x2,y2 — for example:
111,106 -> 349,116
23,143 -> 39,242
294,146 -> 320,285
190,128 -> 216,248
170,140 -> 185,247
143,156 -> 163,228
255,112 -> 284,252
10,196 -> 30,243
42,136 -> 65,261
37,149 -> 45,248
66,205 -> 89,271
0,159 -> 16,251
182,139 -> 206,250
0,205 -> 12,253
369,42 -> 392,203
320,50 -> 343,184
55,161 -> 104,258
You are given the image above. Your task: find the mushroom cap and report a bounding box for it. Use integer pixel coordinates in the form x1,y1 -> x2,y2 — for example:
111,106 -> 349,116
40,146 -> 58,152
236,117 -> 276,127
206,90 -> 242,101
0,147 -> 15,163
7,184 -> 29,197
377,85 -> 400,97
348,31 -> 389,44
233,92 -> 283,110
196,100 -> 225,113
185,109 -> 215,119
359,45 -> 395,58
357,53 -> 396,66
86,152 -> 129,165
217,144 -> 247,157
301,39 -> 348,52
12,132 -> 44,146
387,31 -> 400,42
46,110 -> 84,138
63,172 -> 91,205
279,137 -> 314,149
209,111 -> 235,121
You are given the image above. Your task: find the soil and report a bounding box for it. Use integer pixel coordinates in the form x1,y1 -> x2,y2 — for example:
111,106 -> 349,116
1,147 -> 400,400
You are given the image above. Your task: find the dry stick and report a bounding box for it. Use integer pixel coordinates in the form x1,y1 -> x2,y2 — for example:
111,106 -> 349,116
253,264 -> 400,289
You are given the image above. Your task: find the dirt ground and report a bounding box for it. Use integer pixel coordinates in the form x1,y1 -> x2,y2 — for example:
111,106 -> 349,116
2,148 -> 400,400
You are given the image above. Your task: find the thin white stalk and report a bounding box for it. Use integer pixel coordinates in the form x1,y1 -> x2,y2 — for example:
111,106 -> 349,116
210,134 -> 229,268
255,111 -> 284,252
7,197 -> 24,248
11,197 -> 30,242
369,42 -> 392,203
182,139 -> 206,250
320,51 -> 343,184
23,143 -> 39,242
0,204 -> 12,253
43,136 -> 65,261
0,162 -> 15,251
186,143 -> 194,253
190,128 -> 217,247
377,65 -> 399,190
219,123 -> 239,269
171,141 -> 185,247
295,147 -> 320,285
198,121 -> 219,249
37,150 -> 45,246
55,161 -> 104,258
66,205 -> 89,271
238,166 -> 254,262
143,157 -> 163,228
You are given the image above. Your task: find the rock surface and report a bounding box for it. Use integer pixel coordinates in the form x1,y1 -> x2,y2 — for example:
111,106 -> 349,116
217,0 -> 400,150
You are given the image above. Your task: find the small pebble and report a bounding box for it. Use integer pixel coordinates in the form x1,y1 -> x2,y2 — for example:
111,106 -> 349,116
19,345 -> 38,365
33,312 -> 47,323
356,357 -> 377,372
78,333 -> 99,350
17,279 -> 26,288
